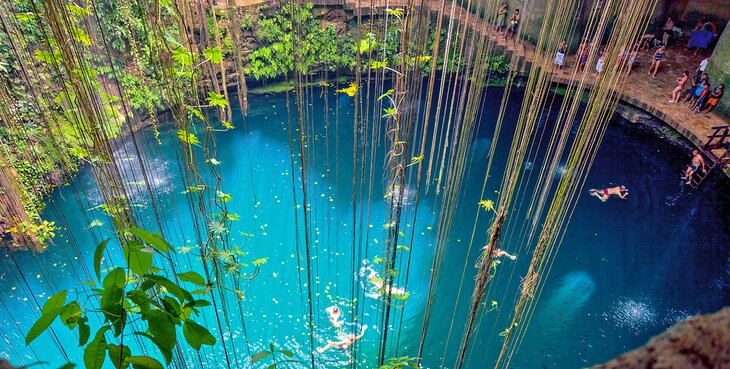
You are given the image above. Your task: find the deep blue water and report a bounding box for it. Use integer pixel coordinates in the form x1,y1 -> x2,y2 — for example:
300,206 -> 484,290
1,86 -> 729,369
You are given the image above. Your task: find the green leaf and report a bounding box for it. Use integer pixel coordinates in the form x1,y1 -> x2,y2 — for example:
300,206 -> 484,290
129,227 -> 170,253
142,310 -> 176,353
177,271 -> 206,287
25,311 -> 58,345
101,268 -> 126,336
250,351 -> 271,363
133,332 -> 171,364
177,130 -> 199,145
172,47 -> 194,66
161,296 -> 181,317
88,219 -> 104,228
206,91 -> 228,108
77,317 -> 90,346
185,106 -> 204,120
107,344 -> 131,369
126,290 -> 150,310
269,342 -> 275,352
182,320 -> 216,350
26,290 -> 67,345
93,239 -> 110,281
203,47 -> 223,64
124,356 -> 163,369
215,190 -> 232,203
56,364 -> 75,369
60,302 -> 82,328
83,326 -> 109,369
124,241 -> 152,276
145,275 -> 194,303
266,364 -> 276,369
43,290 -> 68,314
279,349 -> 293,357
189,299 -> 211,308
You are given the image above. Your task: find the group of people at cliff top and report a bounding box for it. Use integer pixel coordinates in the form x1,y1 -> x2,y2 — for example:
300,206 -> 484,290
495,2 -> 521,44
669,59 -> 724,114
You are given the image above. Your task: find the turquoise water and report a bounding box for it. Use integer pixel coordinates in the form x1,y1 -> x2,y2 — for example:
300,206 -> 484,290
1,87 -> 729,369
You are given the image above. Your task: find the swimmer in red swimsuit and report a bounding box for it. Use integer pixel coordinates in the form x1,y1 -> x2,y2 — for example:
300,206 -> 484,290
589,186 -> 628,202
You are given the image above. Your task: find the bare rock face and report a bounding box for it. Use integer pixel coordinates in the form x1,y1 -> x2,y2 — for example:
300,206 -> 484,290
591,307 -> 730,369
319,8 -> 350,34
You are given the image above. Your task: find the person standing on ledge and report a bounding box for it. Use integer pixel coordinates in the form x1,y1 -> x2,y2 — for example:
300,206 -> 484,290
669,70 -> 689,104
648,45 -> 665,79
696,57 -> 710,75
505,9 -> 520,44
589,186 -> 629,202
625,46 -> 638,77
683,150 -> 706,184
661,17 -> 674,46
554,39 -> 567,70
495,2 -> 508,35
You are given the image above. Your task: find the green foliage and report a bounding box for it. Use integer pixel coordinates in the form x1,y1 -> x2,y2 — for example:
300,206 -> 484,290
379,356 -> 419,369
206,92 -> 228,108
250,342 -> 302,367
246,3 -> 355,80
203,47 -> 224,64
7,220 -> 58,244
25,227 -> 218,368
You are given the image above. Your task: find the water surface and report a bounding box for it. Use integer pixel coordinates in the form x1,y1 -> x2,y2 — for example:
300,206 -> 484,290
1,87 -> 728,369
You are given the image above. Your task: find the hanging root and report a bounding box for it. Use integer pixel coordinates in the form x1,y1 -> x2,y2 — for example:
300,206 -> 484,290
453,208 -> 508,368
476,209 -> 506,269
520,270 -> 538,299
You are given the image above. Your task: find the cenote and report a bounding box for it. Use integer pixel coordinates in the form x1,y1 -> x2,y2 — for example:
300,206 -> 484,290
1,84 -> 729,369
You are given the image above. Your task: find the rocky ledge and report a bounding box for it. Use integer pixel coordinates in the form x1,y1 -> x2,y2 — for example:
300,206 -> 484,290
591,307 -> 730,369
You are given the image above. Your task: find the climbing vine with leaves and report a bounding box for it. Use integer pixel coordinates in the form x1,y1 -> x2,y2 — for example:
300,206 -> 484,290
25,227 -> 218,369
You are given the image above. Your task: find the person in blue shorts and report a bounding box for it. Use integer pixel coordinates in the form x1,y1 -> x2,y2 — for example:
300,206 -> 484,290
682,150 -> 706,184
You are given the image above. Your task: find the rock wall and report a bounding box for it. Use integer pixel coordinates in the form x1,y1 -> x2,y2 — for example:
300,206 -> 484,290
652,0 -> 730,34
706,22 -> 730,120
591,307 -> 730,369
493,0 -> 595,50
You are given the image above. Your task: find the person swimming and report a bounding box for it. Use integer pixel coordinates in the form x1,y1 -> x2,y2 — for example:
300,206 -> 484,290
315,325 -> 368,356
492,248 -> 517,260
589,186 -> 628,202
360,260 -> 407,298
325,305 -> 343,329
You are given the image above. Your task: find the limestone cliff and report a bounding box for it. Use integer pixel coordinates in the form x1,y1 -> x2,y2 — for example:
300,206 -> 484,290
591,307 -> 730,369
